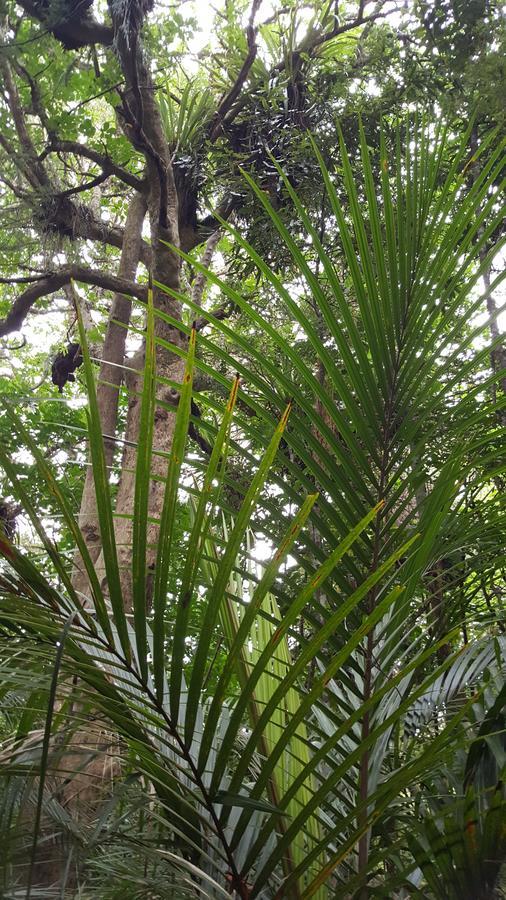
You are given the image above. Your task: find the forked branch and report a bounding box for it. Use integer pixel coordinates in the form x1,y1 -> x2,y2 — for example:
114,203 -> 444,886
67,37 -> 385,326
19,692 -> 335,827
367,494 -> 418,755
0,267 -> 147,336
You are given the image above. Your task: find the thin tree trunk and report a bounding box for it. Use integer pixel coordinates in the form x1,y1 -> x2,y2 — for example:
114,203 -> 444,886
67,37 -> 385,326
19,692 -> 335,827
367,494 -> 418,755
94,9 -> 186,613
482,261 -> 506,425
72,192 -> 147,601
94,170 -> 187,610
191,229 -> 222,308
469,126 -> 506,424
106,231 -> 222,607
96,346 -> 185,610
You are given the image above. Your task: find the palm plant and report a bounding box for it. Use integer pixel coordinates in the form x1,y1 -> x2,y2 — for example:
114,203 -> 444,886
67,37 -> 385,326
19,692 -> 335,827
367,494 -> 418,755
405,676 -> 506,899
0,116 -> 504,898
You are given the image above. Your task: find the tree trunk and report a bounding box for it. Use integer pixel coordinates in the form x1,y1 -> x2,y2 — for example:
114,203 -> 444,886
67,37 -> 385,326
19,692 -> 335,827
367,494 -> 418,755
16,4 -> 192,890
72,192 -> 147,601
93,2 -> 187,613
482,261 -> 506,426
469,127 -> 506,425
92,166 -> 187,613
19,195 -> 147,892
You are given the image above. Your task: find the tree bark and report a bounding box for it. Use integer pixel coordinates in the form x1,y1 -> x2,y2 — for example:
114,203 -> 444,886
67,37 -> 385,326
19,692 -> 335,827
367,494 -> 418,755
72,192 -> 147,601
92,2 -> 187,612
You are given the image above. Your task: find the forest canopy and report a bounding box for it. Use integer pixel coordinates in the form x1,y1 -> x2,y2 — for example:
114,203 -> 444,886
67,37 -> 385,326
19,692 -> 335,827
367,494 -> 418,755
0,0 -> 505,897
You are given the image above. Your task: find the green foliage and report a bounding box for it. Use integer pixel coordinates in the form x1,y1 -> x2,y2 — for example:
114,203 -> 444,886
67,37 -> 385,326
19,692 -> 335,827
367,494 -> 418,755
0,113 -> 505,898
0,1 -> 503,895
407,681 -> 506,900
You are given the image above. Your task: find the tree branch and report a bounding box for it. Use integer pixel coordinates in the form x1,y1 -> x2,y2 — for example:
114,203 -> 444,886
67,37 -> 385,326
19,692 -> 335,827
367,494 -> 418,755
28,193 -> 152,267
57,172 -> 111,199
191,229 -> 222,308
0,267 -> 147,336
107,1 -> 176,235
12,59 -> 50,131
207,2 -> 385,136
271,2 -> 386,75
89,218 -> 151,266
0,60 -> 150,265
0,273 -> 49,284
0,57 -> 49,189
194,301 -> 237,332
210,0 -> 263,140
41,139 -> 146,193
15,0 -> 114,48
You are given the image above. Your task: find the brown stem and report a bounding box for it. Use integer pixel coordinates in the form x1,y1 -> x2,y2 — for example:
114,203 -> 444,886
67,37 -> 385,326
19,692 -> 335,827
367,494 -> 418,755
209,0 -> 263,139
357,343 -> 403,896
271,6 -> 385,75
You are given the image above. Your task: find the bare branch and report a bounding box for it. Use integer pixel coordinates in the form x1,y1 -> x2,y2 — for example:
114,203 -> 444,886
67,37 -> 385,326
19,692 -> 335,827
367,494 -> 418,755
195,301 -> 237,332
0,335 -> 26,351
11,60 -> 51,130
0,267 -> 147,336
0,273 -> 50,284
191,229 -> 222,308
41,140 -> 146,193
0,57 -> 49,189
57,172 -> 111,199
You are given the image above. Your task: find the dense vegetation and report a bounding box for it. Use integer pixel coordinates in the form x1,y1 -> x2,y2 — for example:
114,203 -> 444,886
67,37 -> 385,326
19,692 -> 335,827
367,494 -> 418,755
0,1 -> 505,897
